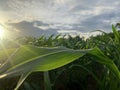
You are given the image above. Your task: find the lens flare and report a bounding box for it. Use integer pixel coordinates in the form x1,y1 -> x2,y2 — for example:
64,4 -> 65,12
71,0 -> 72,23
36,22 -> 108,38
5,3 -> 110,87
0,26 -> 4,38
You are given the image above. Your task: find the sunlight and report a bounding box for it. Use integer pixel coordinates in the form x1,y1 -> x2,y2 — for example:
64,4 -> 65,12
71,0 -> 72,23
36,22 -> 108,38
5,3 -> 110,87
0,25 -> 5,39
56,0 -> 65,4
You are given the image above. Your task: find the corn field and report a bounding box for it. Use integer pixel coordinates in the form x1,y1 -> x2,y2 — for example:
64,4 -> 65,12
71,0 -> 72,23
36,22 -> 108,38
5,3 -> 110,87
0,25 -> 120,90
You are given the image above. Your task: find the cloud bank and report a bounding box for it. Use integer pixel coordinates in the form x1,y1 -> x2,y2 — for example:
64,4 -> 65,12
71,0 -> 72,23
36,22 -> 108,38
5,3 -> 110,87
0,0 -> 120,37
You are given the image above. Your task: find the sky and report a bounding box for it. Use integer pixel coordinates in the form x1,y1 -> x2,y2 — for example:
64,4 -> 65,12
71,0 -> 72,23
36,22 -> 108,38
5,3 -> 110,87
0,0 -> 120,38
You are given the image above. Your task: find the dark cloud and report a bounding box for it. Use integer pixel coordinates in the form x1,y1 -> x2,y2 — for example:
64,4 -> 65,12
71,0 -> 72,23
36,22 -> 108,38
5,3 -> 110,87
7,21 -> 58,37
0,0 -> 9,10
71,6 -> 92,12
33,21 -> 49,26
79,11 -> 120,32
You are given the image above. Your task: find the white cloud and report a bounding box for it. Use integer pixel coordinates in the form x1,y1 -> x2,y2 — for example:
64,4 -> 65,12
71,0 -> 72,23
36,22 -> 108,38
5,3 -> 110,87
6,0 -> 68,22
0,0 -> 119,24
0,0 -> 120,34
57,30 -> 77,33
57,29 -> 102,40
5,0 -> 93,24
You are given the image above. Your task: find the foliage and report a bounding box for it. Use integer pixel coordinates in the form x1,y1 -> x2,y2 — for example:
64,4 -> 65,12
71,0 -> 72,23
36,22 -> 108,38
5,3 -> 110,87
0,25 -> 120,90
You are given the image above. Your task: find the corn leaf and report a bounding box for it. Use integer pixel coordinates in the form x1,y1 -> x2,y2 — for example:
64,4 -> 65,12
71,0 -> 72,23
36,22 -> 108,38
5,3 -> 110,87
112,25 -> 120,43
0,45 -> 120,89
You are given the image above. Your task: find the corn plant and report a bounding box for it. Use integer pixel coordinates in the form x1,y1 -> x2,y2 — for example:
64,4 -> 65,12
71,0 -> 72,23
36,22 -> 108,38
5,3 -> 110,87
0,25 -> 120,90
0,44 -> 120,90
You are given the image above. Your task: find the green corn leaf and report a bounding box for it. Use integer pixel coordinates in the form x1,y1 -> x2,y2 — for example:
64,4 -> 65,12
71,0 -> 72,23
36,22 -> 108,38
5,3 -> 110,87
0,45 -> 88,76
0,48 -> 16,61
44,71 -> 52,90
14,72 -> 31,90
88,47 -> 120,79
0,45 -> 120,89
112,25 -> 120,43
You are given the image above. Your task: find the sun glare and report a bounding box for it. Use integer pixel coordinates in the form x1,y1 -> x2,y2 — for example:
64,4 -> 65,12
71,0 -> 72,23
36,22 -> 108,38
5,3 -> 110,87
0,26 -> 4,38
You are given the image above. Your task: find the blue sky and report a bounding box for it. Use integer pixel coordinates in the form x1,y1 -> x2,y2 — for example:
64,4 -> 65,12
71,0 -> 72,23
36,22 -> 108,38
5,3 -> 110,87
0,0 -> 120,37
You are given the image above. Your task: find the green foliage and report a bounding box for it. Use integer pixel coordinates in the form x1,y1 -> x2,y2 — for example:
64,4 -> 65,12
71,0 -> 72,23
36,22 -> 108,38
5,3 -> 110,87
0,45 -> 120,90
112,25 -> 120,43
0,25 -> 120,90
44,71 -> 52,90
